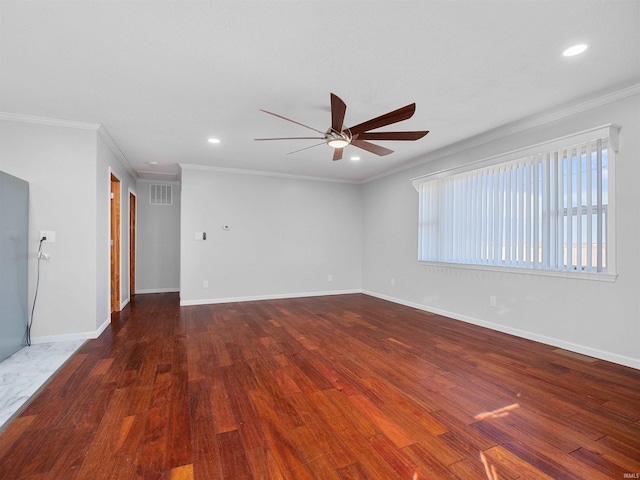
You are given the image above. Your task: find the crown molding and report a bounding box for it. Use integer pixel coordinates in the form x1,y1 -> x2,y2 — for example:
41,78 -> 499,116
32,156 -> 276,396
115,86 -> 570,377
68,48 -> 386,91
362,82 -> 640,184
96,125 -> 137,179
179,163 -> 359,185
0,111 -> 101,130
0,112 -> 137,179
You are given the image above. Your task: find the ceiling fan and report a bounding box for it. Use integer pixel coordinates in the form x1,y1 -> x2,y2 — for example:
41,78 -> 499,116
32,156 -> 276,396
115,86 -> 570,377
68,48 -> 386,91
255,93 -> 429,161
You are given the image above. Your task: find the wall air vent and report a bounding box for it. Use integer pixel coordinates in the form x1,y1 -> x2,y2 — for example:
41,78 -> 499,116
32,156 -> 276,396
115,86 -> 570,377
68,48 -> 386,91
150,184 -> 173,205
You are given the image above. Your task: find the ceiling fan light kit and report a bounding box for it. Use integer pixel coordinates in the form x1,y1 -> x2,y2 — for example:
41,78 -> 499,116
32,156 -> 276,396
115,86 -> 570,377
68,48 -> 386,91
326,130 -> 351,149
256,93 -> 429,161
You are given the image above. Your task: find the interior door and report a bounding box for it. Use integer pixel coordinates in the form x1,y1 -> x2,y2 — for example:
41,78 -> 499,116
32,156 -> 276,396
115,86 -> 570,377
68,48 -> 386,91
129,192 -> 136,298
110,174 -> 121,313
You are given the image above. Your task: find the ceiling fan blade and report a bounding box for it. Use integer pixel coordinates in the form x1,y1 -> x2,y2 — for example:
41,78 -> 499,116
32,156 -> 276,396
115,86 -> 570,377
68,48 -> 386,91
351,139 -> 394,156
346,103 -> 416,135
259,109 -> 326,135
330,93 -> 347,133
332,148 -> 344,161
255,137 -> 326,141
356,131 -> 429,141
286,142 -> 326,155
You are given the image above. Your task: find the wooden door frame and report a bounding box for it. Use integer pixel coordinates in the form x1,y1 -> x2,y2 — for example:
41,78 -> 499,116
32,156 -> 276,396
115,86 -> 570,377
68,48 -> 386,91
110,172 -> 121,313
129,191 -> 136,298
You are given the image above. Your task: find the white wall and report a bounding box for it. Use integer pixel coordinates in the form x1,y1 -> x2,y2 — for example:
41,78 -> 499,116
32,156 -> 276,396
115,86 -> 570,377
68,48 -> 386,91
135,180 -> 180,293
0,119 -> 98,339
362,92 -> 640,369
180,166 -> 362,305
96,134 -> 137,328
0,117 -> 136,340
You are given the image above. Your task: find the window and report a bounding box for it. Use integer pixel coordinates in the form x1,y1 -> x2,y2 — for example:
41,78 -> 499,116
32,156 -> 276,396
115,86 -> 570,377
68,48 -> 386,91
413,125 -> 618,277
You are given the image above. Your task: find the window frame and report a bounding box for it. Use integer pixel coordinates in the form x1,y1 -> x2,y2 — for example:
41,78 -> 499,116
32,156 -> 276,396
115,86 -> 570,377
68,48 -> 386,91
412,124 -> 619,282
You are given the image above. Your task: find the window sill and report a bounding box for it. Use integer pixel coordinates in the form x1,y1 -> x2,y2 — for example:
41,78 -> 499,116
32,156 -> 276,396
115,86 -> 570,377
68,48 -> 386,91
418,261 -> 618,283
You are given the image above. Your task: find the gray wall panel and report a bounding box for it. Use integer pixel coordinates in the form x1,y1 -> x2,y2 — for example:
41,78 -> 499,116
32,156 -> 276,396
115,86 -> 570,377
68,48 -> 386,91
0,171 -> 28,361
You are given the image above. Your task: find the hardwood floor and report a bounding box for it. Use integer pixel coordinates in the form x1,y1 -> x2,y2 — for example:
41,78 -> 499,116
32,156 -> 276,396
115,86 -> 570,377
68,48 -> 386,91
1,293 -> 639,479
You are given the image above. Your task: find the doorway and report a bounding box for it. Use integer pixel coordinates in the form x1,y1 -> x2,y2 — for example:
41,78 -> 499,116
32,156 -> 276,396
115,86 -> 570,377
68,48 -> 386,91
129,192 -> 136,298
110,174 -> 121,313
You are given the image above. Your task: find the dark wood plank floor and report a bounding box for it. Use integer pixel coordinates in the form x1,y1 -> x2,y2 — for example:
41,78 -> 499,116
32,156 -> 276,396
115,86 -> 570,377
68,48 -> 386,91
1,293 -> 639,479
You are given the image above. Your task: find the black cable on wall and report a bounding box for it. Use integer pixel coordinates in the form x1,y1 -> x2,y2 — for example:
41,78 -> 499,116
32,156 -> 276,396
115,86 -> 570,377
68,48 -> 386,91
27,237 -> 45,346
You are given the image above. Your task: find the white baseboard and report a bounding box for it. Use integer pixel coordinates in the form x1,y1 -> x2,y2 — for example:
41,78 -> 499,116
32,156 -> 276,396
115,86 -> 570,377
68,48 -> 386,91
136,288 -> 180,294
362,290 -> 640,371
95,317 -> 111,337
120,297 -> 130,310
29,333 -> 89,344
30,316 -> 111,344
180,289 -> 362,306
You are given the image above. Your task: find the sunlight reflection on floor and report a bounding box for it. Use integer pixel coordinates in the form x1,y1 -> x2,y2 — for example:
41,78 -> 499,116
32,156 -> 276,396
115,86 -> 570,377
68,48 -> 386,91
474,403 -> 520,421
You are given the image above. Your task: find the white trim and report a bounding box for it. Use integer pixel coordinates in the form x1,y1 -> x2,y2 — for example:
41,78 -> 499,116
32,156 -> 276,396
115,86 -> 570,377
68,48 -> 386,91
417,262 -> 617,283
0,112 -> 101,130
107,167 -> 114,317
364,83 -> 639,184
95,316 -> 111,337
362,290 -> 640,371
97,126 -> 137,179
607,136 -> 618,276
31,316 -> 110,343
179,163 -> 359,185
179,289 -> 362,306
30,334 -> 89,344
120,296 -> 130,310
136,287 -> 180,294
128,188 -> 137,303
108,168 -> 123,314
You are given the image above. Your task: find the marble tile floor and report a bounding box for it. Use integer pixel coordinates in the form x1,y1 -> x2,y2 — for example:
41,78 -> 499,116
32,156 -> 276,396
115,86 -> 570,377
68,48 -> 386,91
0,340 -> 85,431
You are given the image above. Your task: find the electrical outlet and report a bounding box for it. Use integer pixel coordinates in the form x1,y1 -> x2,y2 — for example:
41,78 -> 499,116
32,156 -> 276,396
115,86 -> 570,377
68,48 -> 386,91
328,274 -> 333,282
203,280 -> 209,288
40,230 -> 56,243
391,278 -> 395,286
490,295 -> 497,307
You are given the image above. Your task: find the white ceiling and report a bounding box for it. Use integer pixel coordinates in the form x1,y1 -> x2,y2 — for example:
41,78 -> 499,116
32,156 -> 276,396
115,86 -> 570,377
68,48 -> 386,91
1,1 -> 639,183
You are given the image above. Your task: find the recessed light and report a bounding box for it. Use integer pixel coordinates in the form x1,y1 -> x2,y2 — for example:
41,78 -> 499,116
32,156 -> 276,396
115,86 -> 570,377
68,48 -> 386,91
350,156 -> 361,161
147,161 -> 158,166
563,43 -> 588,57
208,138 -> 221,144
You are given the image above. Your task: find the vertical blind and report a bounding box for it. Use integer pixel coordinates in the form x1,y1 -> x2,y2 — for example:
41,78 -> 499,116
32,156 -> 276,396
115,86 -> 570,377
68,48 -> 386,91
416,134 -> 612,273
